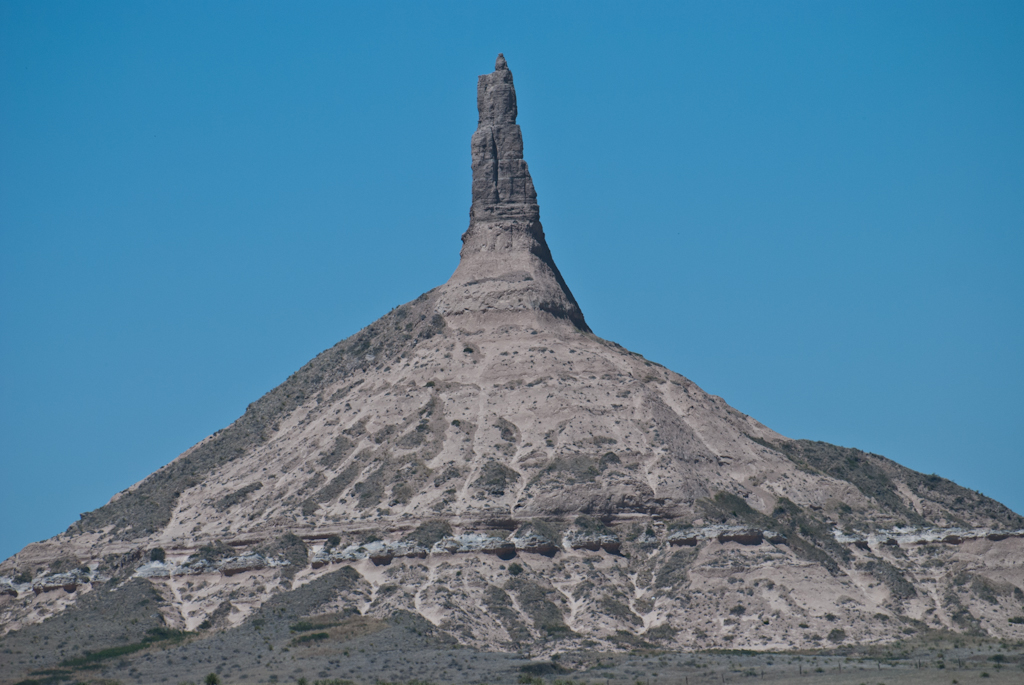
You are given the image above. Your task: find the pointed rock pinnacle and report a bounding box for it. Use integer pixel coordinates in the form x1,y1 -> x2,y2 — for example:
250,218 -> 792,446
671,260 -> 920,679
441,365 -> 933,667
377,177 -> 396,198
439,55 -> 589,332
471,53 -> 531,222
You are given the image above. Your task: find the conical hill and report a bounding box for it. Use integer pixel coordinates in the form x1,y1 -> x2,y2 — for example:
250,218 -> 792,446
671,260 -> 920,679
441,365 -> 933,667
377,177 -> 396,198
2,56 -> 1023,677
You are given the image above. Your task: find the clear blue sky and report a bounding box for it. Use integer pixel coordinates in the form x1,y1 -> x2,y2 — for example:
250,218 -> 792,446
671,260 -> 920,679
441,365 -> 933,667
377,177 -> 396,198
2,2 -> 1022,560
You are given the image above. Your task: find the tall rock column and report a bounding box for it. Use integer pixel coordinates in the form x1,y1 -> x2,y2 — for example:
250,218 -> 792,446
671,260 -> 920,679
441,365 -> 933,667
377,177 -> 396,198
438,54 -> 590,332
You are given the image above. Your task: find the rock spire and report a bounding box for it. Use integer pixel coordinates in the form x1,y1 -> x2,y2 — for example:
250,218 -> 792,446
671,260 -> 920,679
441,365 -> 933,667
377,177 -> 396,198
470,53 -> 535,223
438,54 -> 590,332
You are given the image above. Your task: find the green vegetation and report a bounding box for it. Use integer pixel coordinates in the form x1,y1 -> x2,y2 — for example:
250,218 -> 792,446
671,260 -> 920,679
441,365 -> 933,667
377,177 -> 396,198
858,559 -> 917,600
539,454 -> 600,484
149,547 -> 165,562
318,434 -> 356,468
316,461 -> 364,504
291,631 -> 329,645
257,532 -> 308,579
402,519 -> 452,547
599,595 -> 641,627
654,549 -> 697,589
353,467 -> 386,509
213,481 -> 263,511
574,515 -> 612,534
508,577 -> 573,637
472,460 -> 520,496
712,491 -> 755,517
290,619 -> 342,633
58,628 -> 192,668
494,417 -> 520,443
187,540 -> 234,564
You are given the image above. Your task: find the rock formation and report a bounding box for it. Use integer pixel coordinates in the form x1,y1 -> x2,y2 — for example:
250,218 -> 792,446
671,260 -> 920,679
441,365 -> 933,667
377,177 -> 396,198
2,55 -> 1023,684
438,54 -> 589,332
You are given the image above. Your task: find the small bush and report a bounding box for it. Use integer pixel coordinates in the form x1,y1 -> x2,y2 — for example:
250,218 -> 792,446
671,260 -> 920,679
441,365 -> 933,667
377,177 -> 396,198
827,628 -> 846,642
205,674 -> 220,685
729,604 -> 746,616
508,562 -> 524,576
1008,616 -> 1024,624
149,548 -> 166,563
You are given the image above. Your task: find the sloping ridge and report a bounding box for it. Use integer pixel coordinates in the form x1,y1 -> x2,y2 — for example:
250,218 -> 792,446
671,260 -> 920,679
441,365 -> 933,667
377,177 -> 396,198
2,56 -> 1023,675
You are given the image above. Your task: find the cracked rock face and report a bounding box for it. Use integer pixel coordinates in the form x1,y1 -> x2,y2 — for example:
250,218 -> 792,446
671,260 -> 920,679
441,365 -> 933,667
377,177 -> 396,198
2,56 -> 1024,674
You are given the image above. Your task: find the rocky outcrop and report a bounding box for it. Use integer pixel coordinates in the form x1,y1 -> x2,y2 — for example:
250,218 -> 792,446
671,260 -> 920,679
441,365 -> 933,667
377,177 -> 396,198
28,570 -> 94,595
717,528 -> 763,546
832,527 -> 1024,550
509,531 -> 560,557
434,533 -> 517,560
470,53 -> 537,224
565,532 -> 621,554
667,526 -> 787,548
311,540 -> 428,568
134,553 -> 287,578
438,54 -> 589,331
